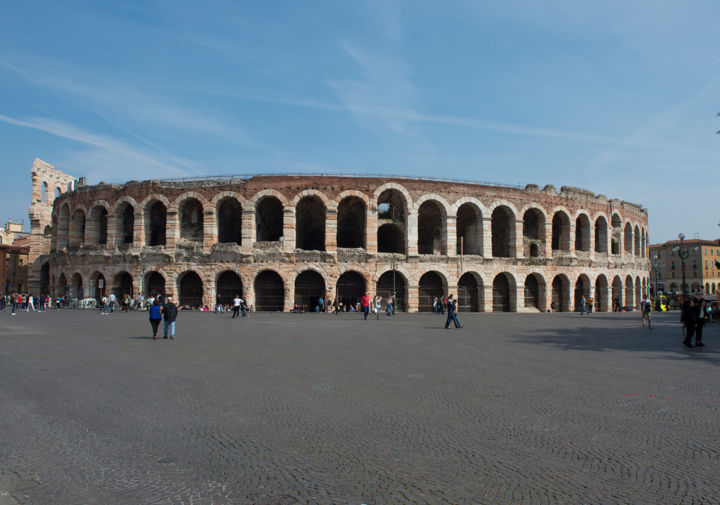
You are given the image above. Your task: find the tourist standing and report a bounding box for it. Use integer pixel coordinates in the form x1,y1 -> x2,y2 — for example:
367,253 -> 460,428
149,299 -> 162,340
375,295 -> 382,320
361,293 -> 370,320
444,294 -> 462,329
386,297 -> 393,319
682,298 -> 697,348
108,293 -> 117,313
232,295 -> 242,318
695,298 -> 706,347
163,296 -> 178,339
10,292 -> 18,315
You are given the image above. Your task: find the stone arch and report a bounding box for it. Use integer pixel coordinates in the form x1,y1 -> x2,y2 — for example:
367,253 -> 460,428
623,222 -> 633,254
337,195 -> 367,249
255,195 -> 284,242
69,208 -> 86,246
458,271 -> 483,312
612,275 -> 623,309
114,197 -> 138,245
378,223 -> 405,253
112,271 -> 134,299
551,209 -> 571,253
290,188 -> 331,208
418,271 -> 448,312
216,270 -> 244,306
57,273 -> 68,298
523,273 -> 546,312
336,270 -> 366,309
635,275 -> 642,305
41,181 -> 48,203
88,271 -> 105,300
551,274 -> 570,312
376,269 -> 408,312
625,275 -> 634,309
70,272 -> 84,300
254,270 -> 285,311
216,196 -> 243,245
144,197 -> 167,246
456,201 -> 483,255
178,270 -> 204,308
492,272 -> 517,312
87,202 -> 110,245
57,203 -> 70,249
490,204 -> 516,258
39,261 -> 50,296
611,214 -> 622,254
594,215 -> 608,253
522,207 -> 546,257
295,195 -> 326,251
417,199 -> 447,255
177,196 -> 204,244
294,270 -> 326,310
634,224 -> 641,256
574,274 -> 591,311
373,182 -> 413,211
575,213 -> 591,252
595,274 -> 609,312
144,270 -> 167,297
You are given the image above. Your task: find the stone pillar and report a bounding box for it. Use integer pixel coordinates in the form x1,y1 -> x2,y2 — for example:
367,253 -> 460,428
544,279 -> 554,312
241,208 -> 255,254
107,214 -> 117,248
568,223 -> 576,256
166,210 -> 178,250
283,208 -> 296,250
482,281 -> 494,312
134,272 -> 144,297
482,217 -> 493,259
446,215 -> 457,257
325,206 -> 337,254
407,284 -> 419,313
203,210 -> 217,249
134,210 -> 145,249
366,207 -> 377,253
544,221 -> 553,258
407,211 -> 418,256
514,220 -> 523,258
284,276 -> 294,312
589,225 -> 596,261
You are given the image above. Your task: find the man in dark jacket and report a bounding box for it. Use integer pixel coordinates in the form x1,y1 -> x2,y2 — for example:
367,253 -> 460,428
682,298 -> 697,348
162,296 -> 178,340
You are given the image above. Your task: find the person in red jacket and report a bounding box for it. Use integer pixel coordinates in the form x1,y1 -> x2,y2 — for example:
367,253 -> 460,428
361,293 -> 370,320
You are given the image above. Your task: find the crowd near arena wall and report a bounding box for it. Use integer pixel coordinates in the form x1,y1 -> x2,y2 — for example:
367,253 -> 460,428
30,167 -> 651,313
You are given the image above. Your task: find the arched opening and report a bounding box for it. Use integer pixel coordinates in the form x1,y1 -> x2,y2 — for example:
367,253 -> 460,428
575,215 -> 591,252
492,273 -> 515,312
337,197 -> 366,249
641,228 -> 647,257
57,273 -> 68,298
624,223 -> 633,254
377,223 -> 405,253
216,271 -> 243,307
551,275 -> 570,312
116,203 -> 135,245
336,271 -> 366,309
54,187 -> 61,199
376,270 -> 407,312
552,212 -> 570,253
491,206 -> 514,258
57,204 -> 70,249
523,208 -> 545,257
418,271 -> 445,312
146,201 -> 167,246
417,201 -> 446,255
706,282 -> 710,294
179,198 -> 204,244
42,182 -> 47,203
611,214 -> 622,254
595,275 -> 609,312
89,207 -> 108,245
635,276 -> 642,305
145,271 -> 166,297
296,196 -> 326,251
524,274 -> 546,311
40,262 -> 50,296
594,216 -> 608,253
71,273 -> 83,300
114,272 -> 133,299
612,276 -> 623,308
574,275 -> 590,311
457,203 -> 482,255
624,275 -> 634,309
89,272 -> 105,300
217,198 -> 243,245
634,225 -> 640,256
179,271 -> 204,308
256,196 -> 283,242
254,270 -> 284,311
70,209 -> 85,246
458,272 -> 481,312
294,270 -> 326,311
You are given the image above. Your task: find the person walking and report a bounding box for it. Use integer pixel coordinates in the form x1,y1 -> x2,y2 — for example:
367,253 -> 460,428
641,295 -> 652,329
149,299 -> 162,340
444,294 -> 462,329
10,292 -> 18,315
579,296 -> 587,315
682,298 -> 697,348
162,296 -> 178,339
232,295 -> 242,318
386,297 -> 394,319
695,298 -> 706,347
361,293 -> 370,320
375,295 -> 382,320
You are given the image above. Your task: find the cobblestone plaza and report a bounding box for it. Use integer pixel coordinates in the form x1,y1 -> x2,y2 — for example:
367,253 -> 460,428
1,310 -> 718,505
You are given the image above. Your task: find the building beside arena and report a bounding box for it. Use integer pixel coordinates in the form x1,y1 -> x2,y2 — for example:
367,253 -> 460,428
26,158 -> 650,312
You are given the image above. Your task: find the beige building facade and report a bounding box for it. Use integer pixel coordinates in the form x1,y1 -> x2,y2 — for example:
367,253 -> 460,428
27,159 -> 650,312
649,239 -> 720,296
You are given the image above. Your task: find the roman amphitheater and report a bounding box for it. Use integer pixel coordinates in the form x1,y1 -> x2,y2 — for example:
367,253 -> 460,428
26,159 -> 650,312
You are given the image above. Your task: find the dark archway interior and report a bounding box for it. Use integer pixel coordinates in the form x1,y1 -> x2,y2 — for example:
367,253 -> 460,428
611,215 -> 622,255
256,197 -> 283,242
377,189 -> 406,223
574,276 -> 589,310
336,271 -> 365,308
634,227 -> 641,256
596,276 -> 609,311
552,276 -> 569,312
180,199 -> 203,243
71,273 -> 83,299
595,217 -> 607,253
458,273 -> 479,312
612,276 -> 623,304
377,223 -> 405,253
57,274 -> 68,297
294,270 -> 326,310
70,210 -> 85,246
217,271 -> 243,306
218,199 -> 243,245
624,224 -> 632,253
254,270 -> 284,311
523,209 -> 542,239
418,271 -> 444,312
492,274 -> 511,312
418,201 -> 444,255
179,272 -> 204,308
97,208 -> 108,245
58,206 -> 70,248
337,197 -> 366,248
491,207 -> 513,257
376,271 -> 406,312
116,272 -> 133,298
524,275 -> 540,309
119,205 -> 134,244
296,197 -> 325,251
552,213 -> 570,251
625,276 -> 634,307
148,201 -> 167,246
456,204 -> 481,255
92,273 -> 105,300
575,216 -> 591,251
146,272 -> 165,297
40,262 -> 50,296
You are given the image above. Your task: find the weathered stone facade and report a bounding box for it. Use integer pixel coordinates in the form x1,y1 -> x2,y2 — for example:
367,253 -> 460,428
30,160 -> 651,312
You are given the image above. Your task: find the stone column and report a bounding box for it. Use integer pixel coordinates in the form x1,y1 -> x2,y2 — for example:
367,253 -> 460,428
407,211 -> 418,256
166,210 -> 178,250
482,217 -> 493,259
366,207 -> 377,253
482,280 -> 494,312
283,208 -> 296,250
203,210 -> 217,249
241,208 -> 255,254
514,220 -> 524,258
407,284 -> 419,313
107,214 -> 117,248
544,221 -> 553,258
589,225 -> 596,261
134,210 -> 145,249
568,223 -> 576,256
446,215 -> 457,257
325,206 -> 337,254
284,276 -> 294,312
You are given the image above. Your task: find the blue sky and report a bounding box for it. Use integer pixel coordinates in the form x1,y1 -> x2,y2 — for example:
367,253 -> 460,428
1,0 -> 719,242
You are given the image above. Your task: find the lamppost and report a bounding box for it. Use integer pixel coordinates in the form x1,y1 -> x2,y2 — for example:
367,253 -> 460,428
671,233 -> 697,296
652,253 -> 662,300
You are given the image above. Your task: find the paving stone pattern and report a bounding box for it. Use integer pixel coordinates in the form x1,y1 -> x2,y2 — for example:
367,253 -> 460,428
0,310 -> 718,505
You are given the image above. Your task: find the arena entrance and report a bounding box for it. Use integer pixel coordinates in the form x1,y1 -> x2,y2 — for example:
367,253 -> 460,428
254,270 -> 284,311
336,271 -> 365,309
418,271 -> 445,312
552,275 -> 570,312
40,262 -> 49,296
217,271 -> 243,307
524,274 -> 544,311
145,272 -> 165,297
574,275 -> 590,311
294,270 -> 326,311
457,273 -> 480,312
492,273 -> 513,312
179,271 -> 204,308
114,272 -> 133,298
595,275 -> 609,312
376,271 -> 406,312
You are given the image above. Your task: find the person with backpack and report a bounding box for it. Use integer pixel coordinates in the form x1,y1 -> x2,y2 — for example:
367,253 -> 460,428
444,294 -> 462,329
149,299 -> 162,340
162,296 -> 178,340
